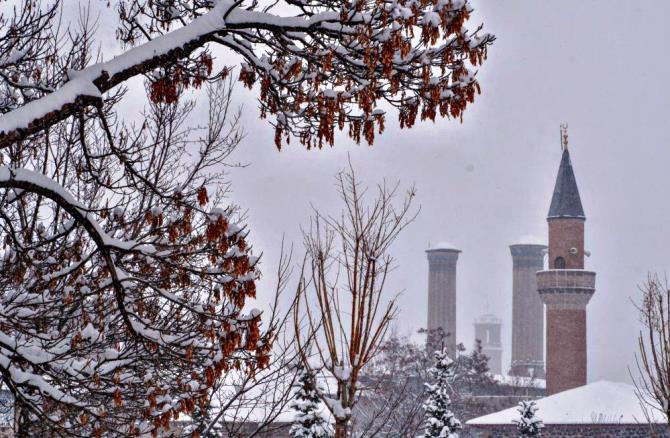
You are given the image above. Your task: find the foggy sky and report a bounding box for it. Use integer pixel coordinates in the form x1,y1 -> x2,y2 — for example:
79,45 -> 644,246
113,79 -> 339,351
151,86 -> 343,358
221,0 -> 670,384
61,1 -> 670,384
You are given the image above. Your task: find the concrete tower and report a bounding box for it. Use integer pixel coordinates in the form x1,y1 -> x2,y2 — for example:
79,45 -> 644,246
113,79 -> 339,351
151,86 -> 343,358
537,144 -> 595,395
510,242 -> 547,378
474,314 -> 503,375
426,244 -> 460,353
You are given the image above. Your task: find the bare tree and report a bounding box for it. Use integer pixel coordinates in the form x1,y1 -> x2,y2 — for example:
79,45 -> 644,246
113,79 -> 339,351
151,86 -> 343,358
294,162 -> 418,437
633,274 -> 670,427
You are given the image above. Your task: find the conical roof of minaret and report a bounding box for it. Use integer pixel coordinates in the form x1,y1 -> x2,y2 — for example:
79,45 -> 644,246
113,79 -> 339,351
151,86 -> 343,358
548,149 -> 585,219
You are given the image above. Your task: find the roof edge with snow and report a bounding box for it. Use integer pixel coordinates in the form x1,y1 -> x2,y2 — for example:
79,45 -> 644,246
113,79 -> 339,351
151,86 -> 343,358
467,381 -> 665,426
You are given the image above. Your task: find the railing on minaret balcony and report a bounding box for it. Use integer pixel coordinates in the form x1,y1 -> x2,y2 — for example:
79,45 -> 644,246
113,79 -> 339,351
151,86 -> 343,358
537,270 -> 596,296
537,268 -> 596,395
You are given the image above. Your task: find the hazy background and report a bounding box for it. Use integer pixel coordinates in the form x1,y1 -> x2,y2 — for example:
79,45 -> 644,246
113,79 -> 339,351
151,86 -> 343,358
217,0 -> 670,384
78,1 -> 670,383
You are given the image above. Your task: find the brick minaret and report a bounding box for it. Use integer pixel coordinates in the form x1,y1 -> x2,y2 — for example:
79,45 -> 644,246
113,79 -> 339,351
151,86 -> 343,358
537,145 -> 595,395
474,314 -> 503,375
510,243 -> 546,378
426,244 -> 460,354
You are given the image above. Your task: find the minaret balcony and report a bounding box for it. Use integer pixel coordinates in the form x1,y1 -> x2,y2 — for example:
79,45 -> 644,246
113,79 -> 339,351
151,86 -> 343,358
537,269 -> 596,297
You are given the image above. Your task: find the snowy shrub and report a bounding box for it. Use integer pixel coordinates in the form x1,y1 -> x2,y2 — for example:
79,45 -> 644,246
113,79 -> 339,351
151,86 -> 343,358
290,367 -> 333,438
422,349 -> 462,438
513,400 -> 544,437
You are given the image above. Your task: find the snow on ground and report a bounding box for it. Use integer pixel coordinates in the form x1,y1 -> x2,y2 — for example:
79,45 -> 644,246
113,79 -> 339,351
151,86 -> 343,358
467,380 -> 663,425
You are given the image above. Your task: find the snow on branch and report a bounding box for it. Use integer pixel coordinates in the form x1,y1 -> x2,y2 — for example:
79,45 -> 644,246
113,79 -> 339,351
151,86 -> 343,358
0,0 -> 493,149
0,79 -> 269,435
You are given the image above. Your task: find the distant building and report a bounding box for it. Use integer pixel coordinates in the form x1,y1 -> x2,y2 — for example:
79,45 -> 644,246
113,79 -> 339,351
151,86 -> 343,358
426,243 -> 460,354
509,241 -> 546,378
537,146 -> 595,395
474,314 -> 503,375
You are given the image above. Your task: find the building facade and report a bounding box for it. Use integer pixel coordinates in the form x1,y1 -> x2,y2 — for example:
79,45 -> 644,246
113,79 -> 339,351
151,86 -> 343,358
474,314 -> 503,375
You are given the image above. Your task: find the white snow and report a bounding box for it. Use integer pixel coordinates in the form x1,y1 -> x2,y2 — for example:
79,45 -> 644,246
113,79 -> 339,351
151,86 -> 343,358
422,11 -> 442,28
333,365 -> 351,381
467,381 -> 664,425
491,374 -> 545,389
428,241 -> 460,251
0,75 -> 101,135
511,235 -> 546,246
0,0 -> 235,137
323,396 -> 351,420
0,166 -> 158,254
0,0 -> 355,139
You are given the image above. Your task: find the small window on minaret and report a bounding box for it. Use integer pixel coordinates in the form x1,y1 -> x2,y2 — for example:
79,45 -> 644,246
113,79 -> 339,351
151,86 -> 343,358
554,256 -> 566,269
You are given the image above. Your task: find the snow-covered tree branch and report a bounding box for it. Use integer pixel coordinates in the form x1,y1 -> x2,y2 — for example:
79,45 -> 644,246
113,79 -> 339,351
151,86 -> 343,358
0,77 -> 272,436
0,0 -> 493,149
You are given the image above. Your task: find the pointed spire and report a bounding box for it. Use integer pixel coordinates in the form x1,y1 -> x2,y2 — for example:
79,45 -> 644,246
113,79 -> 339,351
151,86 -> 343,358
548,148 -> 585,219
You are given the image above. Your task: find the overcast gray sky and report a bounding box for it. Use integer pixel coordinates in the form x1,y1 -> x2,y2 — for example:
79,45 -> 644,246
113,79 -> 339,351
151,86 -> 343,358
208,0 -> 670,384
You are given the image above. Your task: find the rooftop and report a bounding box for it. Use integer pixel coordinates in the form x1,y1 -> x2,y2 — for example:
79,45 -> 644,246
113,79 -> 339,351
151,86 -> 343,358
467,381 -> 662,425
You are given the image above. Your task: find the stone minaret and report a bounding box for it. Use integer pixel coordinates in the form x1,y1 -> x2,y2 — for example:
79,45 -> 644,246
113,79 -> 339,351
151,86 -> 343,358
426,244 -> 460,354
474,314 -> 503,375
510,243 -> 546,378
537,145 -> 595,395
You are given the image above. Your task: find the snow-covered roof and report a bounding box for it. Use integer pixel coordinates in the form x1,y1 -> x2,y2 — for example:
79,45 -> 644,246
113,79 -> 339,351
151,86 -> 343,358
426,241 -> 460,251
510,235 -> 546,246
467,381 -> 663,425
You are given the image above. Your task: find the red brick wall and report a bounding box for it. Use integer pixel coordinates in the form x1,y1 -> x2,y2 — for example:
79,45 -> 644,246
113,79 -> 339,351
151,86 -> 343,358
546,307 -> 587,394
548,218 -> 584,269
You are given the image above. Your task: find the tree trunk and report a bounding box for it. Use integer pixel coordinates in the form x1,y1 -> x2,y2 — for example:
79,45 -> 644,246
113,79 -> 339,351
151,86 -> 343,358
335,418 -> 349,438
